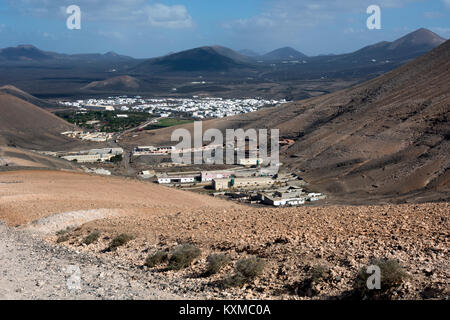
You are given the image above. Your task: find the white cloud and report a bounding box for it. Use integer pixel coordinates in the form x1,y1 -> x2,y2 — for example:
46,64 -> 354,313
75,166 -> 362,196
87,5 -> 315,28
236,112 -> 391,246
223,0 -> 423,32
424,11 -> 445,19
9,0 -> 194,29
443,0 -> 450,9
431,27 -> 450,37
142,4 -> 193,29
97,30 -> 125,40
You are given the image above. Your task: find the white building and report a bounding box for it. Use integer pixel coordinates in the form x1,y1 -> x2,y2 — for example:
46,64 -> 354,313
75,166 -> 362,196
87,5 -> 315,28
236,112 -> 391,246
238,158 -> 264,166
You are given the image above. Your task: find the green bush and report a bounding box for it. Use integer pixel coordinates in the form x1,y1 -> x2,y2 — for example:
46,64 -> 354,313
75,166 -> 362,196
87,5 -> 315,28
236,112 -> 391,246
223,256 -> 265,288
56,233 -> 71,243
204,254 -> 231,276
353,258 -> 409,299
145,250 -> 169,268
83,230 -> 101,245
167,244 -> 201,270
107,234 -> 134,251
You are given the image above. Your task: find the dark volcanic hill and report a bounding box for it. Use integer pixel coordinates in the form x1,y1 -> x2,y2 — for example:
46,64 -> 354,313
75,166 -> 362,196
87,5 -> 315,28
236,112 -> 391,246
81,75 -> 141,92
262,47 -> 308,60
0,45 -> 53,61
333,28 -> 445,63
0,45 -> 135,64
132,46 -> 251,73
124,40 -> 450,204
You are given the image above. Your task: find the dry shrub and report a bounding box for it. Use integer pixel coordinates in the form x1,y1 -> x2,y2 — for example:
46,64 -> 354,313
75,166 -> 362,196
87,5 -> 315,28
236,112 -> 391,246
204,254 -> 231,276
223,256 -> 265,288
167,244 -> 201,270
145,250 -> 169,268
353,258 -> 409,299
107,233 -> 134,251
83,230 -> 100,245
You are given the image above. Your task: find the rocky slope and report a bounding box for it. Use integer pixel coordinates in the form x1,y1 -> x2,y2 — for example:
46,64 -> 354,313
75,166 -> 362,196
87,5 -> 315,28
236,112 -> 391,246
0,170 -> 448,300
123,40 -> 450,204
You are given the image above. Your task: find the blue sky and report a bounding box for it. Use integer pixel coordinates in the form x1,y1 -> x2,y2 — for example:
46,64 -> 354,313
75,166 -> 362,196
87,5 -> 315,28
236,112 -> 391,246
0,0 -> 449,58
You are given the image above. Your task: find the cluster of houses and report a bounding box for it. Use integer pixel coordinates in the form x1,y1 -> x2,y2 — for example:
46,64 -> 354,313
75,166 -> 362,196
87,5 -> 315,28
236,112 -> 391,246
133,146 -> 176,156
59,96 -> 287,119
61,131 -> 114,142
132,144 -> 223,157
155,169 -> 324,207
59,148 -> 123,163
258,188 -> 325,206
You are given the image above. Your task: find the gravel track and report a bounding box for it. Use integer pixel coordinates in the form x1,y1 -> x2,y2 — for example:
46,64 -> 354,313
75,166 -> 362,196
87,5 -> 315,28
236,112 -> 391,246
0,222 -> 181,300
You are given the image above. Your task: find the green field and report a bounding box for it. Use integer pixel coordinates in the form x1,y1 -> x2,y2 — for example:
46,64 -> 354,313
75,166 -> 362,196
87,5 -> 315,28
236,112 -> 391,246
55,110 -> 154,132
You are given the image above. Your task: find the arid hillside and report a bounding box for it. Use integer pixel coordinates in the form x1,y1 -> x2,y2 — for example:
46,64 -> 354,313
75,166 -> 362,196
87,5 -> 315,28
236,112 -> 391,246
0,85 -> 59,109
0,170 -> 448,300
123,40 -> 450,203
0,88 -> 108,152
0,170 -> 236,226
0,91 -> 76,149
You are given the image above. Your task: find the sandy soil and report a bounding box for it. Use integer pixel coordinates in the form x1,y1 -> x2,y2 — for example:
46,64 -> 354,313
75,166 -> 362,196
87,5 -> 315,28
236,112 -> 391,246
0,170 -> 236,226
0,222 -> 181,300
0,170 -> 448,300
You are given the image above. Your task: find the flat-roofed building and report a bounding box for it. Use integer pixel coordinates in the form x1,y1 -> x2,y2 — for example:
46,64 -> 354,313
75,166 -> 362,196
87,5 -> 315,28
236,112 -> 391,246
213,178 -> 231,191
259,192 -> 306,207
158,177 -> 171,184
62,154 -> 115,163
232,177 -> 274,189
158,176 -> 197,184
87,148 -> 123,155
238,158 -> 263,166
201,171 -> 233,182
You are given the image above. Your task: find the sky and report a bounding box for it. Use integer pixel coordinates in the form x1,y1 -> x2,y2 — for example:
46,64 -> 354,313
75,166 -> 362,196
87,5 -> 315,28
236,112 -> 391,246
0,0 -> 449,58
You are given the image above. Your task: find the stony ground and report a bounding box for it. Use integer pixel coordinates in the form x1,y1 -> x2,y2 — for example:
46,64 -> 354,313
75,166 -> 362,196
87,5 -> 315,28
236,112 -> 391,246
70,202 -> 449,300
0,222 -> 183,300
1,170 -> 449,300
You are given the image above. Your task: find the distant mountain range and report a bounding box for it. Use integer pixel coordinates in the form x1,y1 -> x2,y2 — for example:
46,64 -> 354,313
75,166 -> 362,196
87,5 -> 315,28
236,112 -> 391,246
0,45 -> 134,63
0,28 -> 445,98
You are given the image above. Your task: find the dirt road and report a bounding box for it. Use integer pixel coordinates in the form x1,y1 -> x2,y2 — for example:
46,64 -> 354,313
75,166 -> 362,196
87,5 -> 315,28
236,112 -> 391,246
0,222 -> 180,300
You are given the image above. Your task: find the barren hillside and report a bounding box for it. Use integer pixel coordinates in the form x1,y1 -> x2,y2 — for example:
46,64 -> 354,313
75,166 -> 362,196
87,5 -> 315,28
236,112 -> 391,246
122,40 -> 450,203
0,170 -> 447,300
0,89 -> 108,153
0,170 -> 236,226
0,91 -> 76,149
